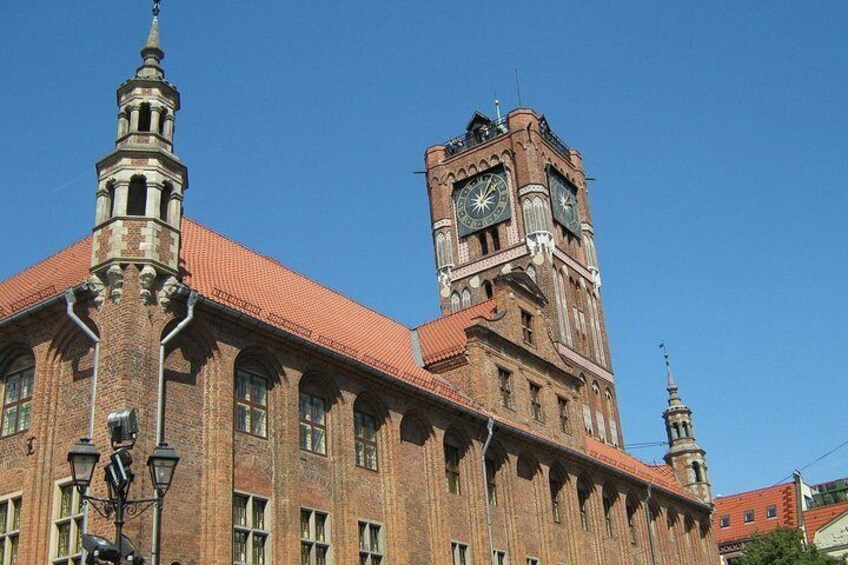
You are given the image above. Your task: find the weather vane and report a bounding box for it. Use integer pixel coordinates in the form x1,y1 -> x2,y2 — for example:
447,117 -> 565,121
658,342 -> 671,368
153,0 -> 161,16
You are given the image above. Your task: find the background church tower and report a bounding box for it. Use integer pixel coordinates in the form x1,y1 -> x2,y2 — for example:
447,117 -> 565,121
424,108 -> 622,448
90,3 -> 188,304
661,345 -> 713,503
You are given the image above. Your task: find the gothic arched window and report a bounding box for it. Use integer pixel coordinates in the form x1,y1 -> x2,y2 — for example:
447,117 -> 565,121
533,197 -> 547,233
483,280 -> 494,299
235,361 -> 268,438
450,292 -> 461,312
160,182 -> 173,223
577,478 -> 592,531
353,398 -> 379,471
522,198 -> 537,234
603,487 -> 617,538
158,108 -> 168,136
127,176 -> 148,216
435,232 -> 448,268
299,382 -> 327,456
461,288 -> 471,309
138,103 -> 152,132
550,468 -> 567,524
692,461 -> 704,483
444,431 -> 465,495
626,494 -> 639,545
2,355 -> 35,437
555,269 -> 572,346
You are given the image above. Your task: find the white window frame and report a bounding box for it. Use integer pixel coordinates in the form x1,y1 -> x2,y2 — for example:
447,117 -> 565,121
233,492 -> 270,565
50,480 -> 84,565
451,541 -> 470,565
492,548 -> 508,565
0,492 -> 22,565
526,558 -> 540,565
300,507 -> 330,565
358,520 -> 384,564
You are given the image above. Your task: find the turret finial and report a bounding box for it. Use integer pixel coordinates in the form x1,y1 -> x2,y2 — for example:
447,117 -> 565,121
138,1 -> 165,79
153,0 -> 161,17
659,342 -> 679,396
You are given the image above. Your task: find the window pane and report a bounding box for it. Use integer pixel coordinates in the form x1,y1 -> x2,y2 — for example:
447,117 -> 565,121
355,441 -> 365,467
312,397 -> 325,426
370,525 -> 380,551
252,534 -> 266,565
251,377 -> 267,406
9,536 -> 17,565
236,373 -> 249,401
2,406 -> 18,436
0,501 -> 7,534
300,511 -> 310,539
299,422 -> 312,451
11,500 -> 19,530
20,371 -> 33,399
313,427 -> 326,455
233,495 -> 248,527
58,521 -> 71,557
61,485 -> 73,517
252,500 -> 265,531
365,444 -> 378,470
252,408 -> 266,437
299,393 -> 310,421
300,543 -> 311,565
233,530 -> 248,562
359,522 -> 367,550
316,545 -> 328,565
315,513 -> 326,542
5,376 -> 20,403
236,403 -> 250,433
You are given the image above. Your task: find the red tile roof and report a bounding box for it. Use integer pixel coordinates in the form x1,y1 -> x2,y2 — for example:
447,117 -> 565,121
803,500 -> 848,542
0,218 -> 702,505
0,237 -> 91,318
416,299 -> 497,365
713,482 -> 797,544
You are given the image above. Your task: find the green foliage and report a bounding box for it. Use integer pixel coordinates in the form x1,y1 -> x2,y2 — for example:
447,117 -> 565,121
737,527 -> 841,565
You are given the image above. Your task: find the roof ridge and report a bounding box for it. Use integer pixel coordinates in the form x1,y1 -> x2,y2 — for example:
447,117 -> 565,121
416,298 -> 497,330
715,481 -> 794,500
183,217 -> 414,330
0,234 -> 91,285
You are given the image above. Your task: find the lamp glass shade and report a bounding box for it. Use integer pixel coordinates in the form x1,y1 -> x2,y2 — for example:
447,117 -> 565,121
147,443 -> 180,493
67,438 -> 100,490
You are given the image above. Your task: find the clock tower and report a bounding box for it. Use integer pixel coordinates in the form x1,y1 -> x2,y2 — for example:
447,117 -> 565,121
425,108 -> 621,447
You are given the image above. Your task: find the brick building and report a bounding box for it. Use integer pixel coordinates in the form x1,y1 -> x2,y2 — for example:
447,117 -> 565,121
0,10 -> 720,565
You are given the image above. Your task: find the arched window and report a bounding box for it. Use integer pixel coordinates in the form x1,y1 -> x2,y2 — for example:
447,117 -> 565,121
533,197 -> 548,233
672,422 -> 680,440
682,421 -> 691,438
603,487 -> 617,538
354,402 -> 379,471
450,292 -> 461,312
692,461 -> 703,483
138,103 -> 152,132
158,108 -> 168,136
485,457 -> 500,506
159,182 -> 173,223
550,468 -> 566,524
461,288 -> 472,309
435,232 -> 448,268
626,495 -> 639,545
522,198 -> 537,234
299,383 -> 327,455
1,355 -> 35,437
577,478 -> 592,531
107,181 -> 117,219
555,269 -> 572,346
444,432 -> 464,495
667,510 -> 679,543
127,176 -> 148,216
235,361 -> 268,438
483,280 -> 494,299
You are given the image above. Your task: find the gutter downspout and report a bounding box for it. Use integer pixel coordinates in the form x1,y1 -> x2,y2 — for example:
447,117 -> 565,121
481,417 -> 495,564
645,483 -> 658,565
151,290 -> 198,565
64,289 -> 101,547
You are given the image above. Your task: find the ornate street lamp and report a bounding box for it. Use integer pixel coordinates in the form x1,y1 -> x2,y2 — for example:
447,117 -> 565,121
67,409 -> 179,564
68,438 -> 101,491
147,443 -> 180,495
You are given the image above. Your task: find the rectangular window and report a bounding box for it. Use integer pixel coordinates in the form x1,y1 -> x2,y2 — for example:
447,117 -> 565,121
236,370 -> 268,438
233,493 -> 269,565
486,458 -> 498,506
521,310 -> 534,345
451,542 -> 469,565
498,368 -> 513,409
445,444 -> 461,495
354,411 -> 378,470
299,392 -> 327,455
719,515 -> 730,528
300,509 -> 329,565
529,383 -> 543,422
527,559 -> 539,565
767,504 -> 777,519
493,549 -> 507,565
0,494 -> 22,565
1,366 -> 33,437
744,510 -> 754,523
358,520 -> 384,565
556,396 -> 570,434
51,482 -> 83,565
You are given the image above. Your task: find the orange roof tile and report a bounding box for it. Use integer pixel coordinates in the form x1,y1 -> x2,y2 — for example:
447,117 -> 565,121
416,299 -> 498,365
0,237 -> 91,318
803,500 -> 848,542
713,482 -> 797,544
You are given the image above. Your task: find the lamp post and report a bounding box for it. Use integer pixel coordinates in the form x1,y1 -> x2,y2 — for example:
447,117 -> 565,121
67,409 -> 180,564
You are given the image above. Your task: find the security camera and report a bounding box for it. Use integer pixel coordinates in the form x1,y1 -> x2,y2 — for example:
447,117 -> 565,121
82,533 -> 120,563
106,409 -> 138,448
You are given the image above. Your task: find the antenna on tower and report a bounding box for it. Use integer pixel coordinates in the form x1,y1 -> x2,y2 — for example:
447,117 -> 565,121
514,68 -> 523,108
494,98 -> 502,121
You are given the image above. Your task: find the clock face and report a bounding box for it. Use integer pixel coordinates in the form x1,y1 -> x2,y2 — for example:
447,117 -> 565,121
549,168 -> 581,237
454,167 -> 511,237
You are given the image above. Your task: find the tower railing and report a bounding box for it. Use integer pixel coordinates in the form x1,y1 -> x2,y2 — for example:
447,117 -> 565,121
539,122 -> 573,163
443,117 -> 509,157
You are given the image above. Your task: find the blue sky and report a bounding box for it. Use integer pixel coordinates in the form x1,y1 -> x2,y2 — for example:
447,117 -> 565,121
2,2 -> 846,496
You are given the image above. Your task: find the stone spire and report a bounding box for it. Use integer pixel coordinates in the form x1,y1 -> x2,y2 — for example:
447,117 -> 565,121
137,13 -> 165,80
659,343 -> 712,503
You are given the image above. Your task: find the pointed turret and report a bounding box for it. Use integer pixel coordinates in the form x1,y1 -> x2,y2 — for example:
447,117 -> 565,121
660,344 -> 712,504
90,3 -> 188,306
